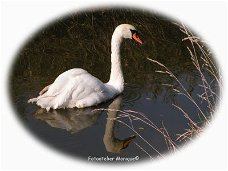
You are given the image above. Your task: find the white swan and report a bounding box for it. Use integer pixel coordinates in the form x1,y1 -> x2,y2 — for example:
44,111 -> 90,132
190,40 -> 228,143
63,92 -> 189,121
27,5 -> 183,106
28,24 -> 142,111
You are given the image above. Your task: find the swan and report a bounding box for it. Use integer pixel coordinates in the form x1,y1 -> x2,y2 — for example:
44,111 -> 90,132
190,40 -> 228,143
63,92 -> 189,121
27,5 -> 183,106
28,24 -> 142,111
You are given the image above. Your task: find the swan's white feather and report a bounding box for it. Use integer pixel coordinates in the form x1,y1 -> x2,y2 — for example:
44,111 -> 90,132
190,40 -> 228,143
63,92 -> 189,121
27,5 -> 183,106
29,68 -> 117,110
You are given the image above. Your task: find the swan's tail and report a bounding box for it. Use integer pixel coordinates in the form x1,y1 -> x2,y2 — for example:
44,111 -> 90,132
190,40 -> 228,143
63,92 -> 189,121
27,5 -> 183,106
28,98 -> 38,104
28,96 -> 56,111
28,89 -> 73,111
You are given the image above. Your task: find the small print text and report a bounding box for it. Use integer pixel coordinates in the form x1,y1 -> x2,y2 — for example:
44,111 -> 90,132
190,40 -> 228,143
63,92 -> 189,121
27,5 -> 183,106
88,156 -> 139,162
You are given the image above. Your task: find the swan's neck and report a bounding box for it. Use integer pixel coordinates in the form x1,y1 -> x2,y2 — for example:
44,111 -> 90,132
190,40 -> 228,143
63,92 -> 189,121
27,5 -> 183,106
107,32 -> 124,93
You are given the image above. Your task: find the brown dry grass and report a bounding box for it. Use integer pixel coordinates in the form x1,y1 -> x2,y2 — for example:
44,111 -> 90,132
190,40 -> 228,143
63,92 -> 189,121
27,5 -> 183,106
147,23 -> 221,142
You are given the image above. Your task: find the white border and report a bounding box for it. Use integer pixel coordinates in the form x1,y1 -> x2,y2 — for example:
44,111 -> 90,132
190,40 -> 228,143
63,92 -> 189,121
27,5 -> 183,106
1,0 -> 227,170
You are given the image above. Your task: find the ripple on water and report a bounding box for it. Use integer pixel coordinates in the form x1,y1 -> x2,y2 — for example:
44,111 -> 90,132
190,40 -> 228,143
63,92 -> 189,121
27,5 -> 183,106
123,83 -> 142,106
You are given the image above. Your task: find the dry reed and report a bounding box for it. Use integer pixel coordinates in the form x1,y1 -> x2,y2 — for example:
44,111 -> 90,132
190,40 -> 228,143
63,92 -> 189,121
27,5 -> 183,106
147,23 -> 221,142
94,108 -> 176,158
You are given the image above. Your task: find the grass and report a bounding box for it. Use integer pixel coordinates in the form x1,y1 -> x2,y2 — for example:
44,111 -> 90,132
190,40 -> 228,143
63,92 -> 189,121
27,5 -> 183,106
147,23 -> 221,142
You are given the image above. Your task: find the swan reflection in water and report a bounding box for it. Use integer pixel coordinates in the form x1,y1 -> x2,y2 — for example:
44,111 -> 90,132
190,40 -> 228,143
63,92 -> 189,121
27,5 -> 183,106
103,96 -> 136,153
33,96 -> 136,153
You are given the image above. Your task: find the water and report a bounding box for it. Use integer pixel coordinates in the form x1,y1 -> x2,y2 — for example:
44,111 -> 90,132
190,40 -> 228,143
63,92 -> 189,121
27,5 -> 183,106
9,8 -> 219,162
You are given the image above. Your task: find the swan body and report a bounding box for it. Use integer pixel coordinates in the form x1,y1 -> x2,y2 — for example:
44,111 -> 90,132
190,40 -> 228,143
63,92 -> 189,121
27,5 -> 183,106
28,24 -> 142,111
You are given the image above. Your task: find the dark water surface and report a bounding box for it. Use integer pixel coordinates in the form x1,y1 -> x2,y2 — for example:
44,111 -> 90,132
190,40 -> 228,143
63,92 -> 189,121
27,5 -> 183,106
9,8 -> 219,162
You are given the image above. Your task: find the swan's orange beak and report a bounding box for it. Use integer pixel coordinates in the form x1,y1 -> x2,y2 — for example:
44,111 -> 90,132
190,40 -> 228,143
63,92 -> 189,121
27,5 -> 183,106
132,33 -> 142,45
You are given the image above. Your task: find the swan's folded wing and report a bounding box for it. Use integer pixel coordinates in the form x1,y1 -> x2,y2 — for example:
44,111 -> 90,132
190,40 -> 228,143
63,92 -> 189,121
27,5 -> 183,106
34,68 -> 108,109
45,68 -> 89,97
70,72 -> 107,100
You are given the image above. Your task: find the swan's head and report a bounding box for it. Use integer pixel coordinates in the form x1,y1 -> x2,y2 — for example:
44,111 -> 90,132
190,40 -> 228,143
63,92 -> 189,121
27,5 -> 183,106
115,24 -> 142,45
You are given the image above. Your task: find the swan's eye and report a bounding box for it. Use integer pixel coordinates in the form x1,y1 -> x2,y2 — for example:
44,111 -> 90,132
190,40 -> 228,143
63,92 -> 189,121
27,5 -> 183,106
130,29 -> 138,36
